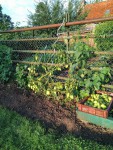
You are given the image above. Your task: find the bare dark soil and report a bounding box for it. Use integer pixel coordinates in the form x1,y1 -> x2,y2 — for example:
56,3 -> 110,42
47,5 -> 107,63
0,83 -> 113,146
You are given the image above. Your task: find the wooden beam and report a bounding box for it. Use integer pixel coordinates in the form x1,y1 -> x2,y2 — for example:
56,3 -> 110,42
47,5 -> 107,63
12,50 -> 59,54
102,84 -> 113,89
12,60 -> 64,67
90,67 -> 102,71
12,50 -> 76,54
96,90 -> 113,96
53,76 -> 68,80
0,37 -> 59,42
94,51 -> 113,55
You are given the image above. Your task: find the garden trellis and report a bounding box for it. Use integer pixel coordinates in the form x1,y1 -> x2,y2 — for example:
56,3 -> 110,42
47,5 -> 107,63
1,16 -> 113,102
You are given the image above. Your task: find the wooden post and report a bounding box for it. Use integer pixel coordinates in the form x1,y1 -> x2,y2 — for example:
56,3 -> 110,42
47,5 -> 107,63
33,30 -> 35,38
66,13 -> 70,51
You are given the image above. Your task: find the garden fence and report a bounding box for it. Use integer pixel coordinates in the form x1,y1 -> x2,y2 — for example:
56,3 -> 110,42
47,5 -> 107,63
1,17 -> 113,90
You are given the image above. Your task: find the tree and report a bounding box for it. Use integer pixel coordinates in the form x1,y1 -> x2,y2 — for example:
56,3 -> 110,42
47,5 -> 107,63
0,5 -> 14,31
28,1 -> 51,26
28,0 -> 87,36
28,0 -> 64,26
28,0 -> 84,26
28,0 -> 65,36
66,0 -> 81,22
50,0 -> 64,24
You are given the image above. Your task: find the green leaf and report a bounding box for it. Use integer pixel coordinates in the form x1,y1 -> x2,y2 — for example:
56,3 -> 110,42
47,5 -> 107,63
85,79 -> 92,88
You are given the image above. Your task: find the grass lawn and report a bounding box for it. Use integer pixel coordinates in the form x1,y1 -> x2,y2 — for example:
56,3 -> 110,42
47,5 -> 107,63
0,106 -> 113,150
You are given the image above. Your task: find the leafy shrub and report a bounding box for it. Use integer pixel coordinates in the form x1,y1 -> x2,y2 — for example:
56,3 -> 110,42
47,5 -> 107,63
95,21 -> 113,51
0,45 -> 12,83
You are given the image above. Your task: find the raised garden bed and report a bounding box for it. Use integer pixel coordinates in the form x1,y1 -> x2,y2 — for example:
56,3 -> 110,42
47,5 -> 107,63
77,91 -> 113,118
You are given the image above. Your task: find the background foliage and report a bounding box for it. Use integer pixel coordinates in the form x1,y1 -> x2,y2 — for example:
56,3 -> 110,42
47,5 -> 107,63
0,5 -> 13,31
95,21 -> 113,51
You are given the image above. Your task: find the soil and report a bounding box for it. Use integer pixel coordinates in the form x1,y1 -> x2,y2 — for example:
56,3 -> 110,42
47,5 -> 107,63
0,83 -> 113,146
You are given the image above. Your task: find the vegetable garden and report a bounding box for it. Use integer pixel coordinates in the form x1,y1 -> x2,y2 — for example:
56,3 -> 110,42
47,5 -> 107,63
1,17 -> 113,130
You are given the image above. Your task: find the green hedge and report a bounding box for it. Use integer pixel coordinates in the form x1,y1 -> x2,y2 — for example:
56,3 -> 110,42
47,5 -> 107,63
95,21 -> 113,51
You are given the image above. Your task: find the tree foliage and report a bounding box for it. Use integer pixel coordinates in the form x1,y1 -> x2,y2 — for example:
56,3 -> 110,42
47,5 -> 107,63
0,5 -> 14,31
67,0 -> 82,22
88,0 -> 103,3
50,0 -> 64,24
28,0 -> 84,26
28,1 -> 51,26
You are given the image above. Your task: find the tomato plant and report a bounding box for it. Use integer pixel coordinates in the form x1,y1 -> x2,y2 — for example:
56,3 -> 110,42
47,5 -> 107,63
85,94 -> 112,110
